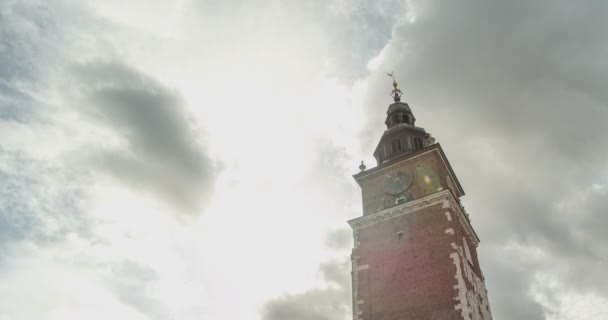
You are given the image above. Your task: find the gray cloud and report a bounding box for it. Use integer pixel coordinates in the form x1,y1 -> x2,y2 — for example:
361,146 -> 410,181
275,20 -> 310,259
357,0 -> 608,318
259,140 -> 358,320
68,61 -> 216,214
261,258 -> 351,320
481,247 -> 545,320
1,2 -> 216,318
3,0 -> 607,319
2,0 -> 217,216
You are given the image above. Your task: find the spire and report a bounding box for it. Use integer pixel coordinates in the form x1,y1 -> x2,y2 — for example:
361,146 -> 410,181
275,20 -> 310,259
371,71 -> 432,166
387,72 -> 402,102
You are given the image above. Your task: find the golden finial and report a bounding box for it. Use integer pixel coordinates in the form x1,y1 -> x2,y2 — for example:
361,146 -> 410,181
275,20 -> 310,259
387,72 -> 402,102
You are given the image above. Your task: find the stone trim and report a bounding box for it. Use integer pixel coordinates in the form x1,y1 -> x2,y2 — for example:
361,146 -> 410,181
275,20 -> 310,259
354,144 -> 465,198
450,240 -> 493,320
348,189 -> 480,245
351,255 -> 362,320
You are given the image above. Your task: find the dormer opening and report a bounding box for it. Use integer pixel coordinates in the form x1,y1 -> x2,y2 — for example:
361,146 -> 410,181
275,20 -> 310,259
391,139 -> 402,153
392,115 -> 400,124
413,137 -> 423,150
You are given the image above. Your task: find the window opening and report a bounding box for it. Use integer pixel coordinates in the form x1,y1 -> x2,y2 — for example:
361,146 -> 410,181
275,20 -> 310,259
414,137 -> 423,150
392,139 -> 402,153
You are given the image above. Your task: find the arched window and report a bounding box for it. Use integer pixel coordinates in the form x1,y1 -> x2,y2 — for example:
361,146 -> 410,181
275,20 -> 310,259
391,139 -> 402,153
413,137 -> 423,150
406,115 -> 412,124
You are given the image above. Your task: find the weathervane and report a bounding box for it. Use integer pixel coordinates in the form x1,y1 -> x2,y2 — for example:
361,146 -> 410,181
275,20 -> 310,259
387,72 -> 402,102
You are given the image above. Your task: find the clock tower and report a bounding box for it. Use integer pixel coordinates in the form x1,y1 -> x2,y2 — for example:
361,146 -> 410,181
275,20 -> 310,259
348,78 -> 493,320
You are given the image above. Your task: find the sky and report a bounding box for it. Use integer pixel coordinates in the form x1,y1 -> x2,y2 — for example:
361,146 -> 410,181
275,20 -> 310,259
1,0 -> 607,319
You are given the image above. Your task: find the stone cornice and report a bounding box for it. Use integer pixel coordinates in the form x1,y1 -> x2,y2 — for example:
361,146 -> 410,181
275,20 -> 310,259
353,144 -> 465,198
348,189 -> 480,245
449,194 -> 481,246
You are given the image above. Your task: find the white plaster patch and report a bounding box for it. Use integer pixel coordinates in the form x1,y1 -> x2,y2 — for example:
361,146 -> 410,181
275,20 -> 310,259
397,231 -> 404,240
450,241 -> 493,320
442,199 -> 450,208
450,250 -> 470,320
395,196 -> 406,205
351,257 -> 360,320
445,211 -> 452,221
464,237 -> 473,264
357,264 -> 369,271
445,228 -> 454,235
353,230 -> 360,249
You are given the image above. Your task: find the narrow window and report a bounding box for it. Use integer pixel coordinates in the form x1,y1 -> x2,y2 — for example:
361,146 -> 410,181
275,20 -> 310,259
397,231 -> 404,240
414,137 -> 423,150
391,139 -> 402,153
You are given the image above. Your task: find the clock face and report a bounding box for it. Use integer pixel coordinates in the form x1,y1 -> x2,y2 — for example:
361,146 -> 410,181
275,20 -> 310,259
384,171 -> 413,195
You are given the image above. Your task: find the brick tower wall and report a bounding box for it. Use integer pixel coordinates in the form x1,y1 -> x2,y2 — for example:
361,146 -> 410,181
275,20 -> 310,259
350,146 -> 492,320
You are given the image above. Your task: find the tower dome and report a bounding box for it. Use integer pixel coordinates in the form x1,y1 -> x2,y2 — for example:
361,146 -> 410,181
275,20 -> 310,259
373,76 -> 434,165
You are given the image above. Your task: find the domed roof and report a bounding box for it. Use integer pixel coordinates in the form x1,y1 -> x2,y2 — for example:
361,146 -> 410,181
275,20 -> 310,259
387,102 -> 411,114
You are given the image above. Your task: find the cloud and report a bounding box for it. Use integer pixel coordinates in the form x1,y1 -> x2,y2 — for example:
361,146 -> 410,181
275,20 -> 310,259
325,229 -> 353,250
2,0 -> 607,319
261,259 -> 352,320
185,0 -> 406,82
2,0 -> 217,215
0,2 -> 215,318
357,0 -> 608,318
480,243 -> 545,319
0,240 -> 147,320
66,61 -> 216,214
0,149 -> 90,246
0,150 -> 209,319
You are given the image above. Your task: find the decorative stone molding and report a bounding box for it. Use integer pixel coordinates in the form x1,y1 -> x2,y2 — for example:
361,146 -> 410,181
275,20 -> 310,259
348,189 -> 480,245
351,255 -> 363,320
450,240 -> 493,319
354,145 -> 465,199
